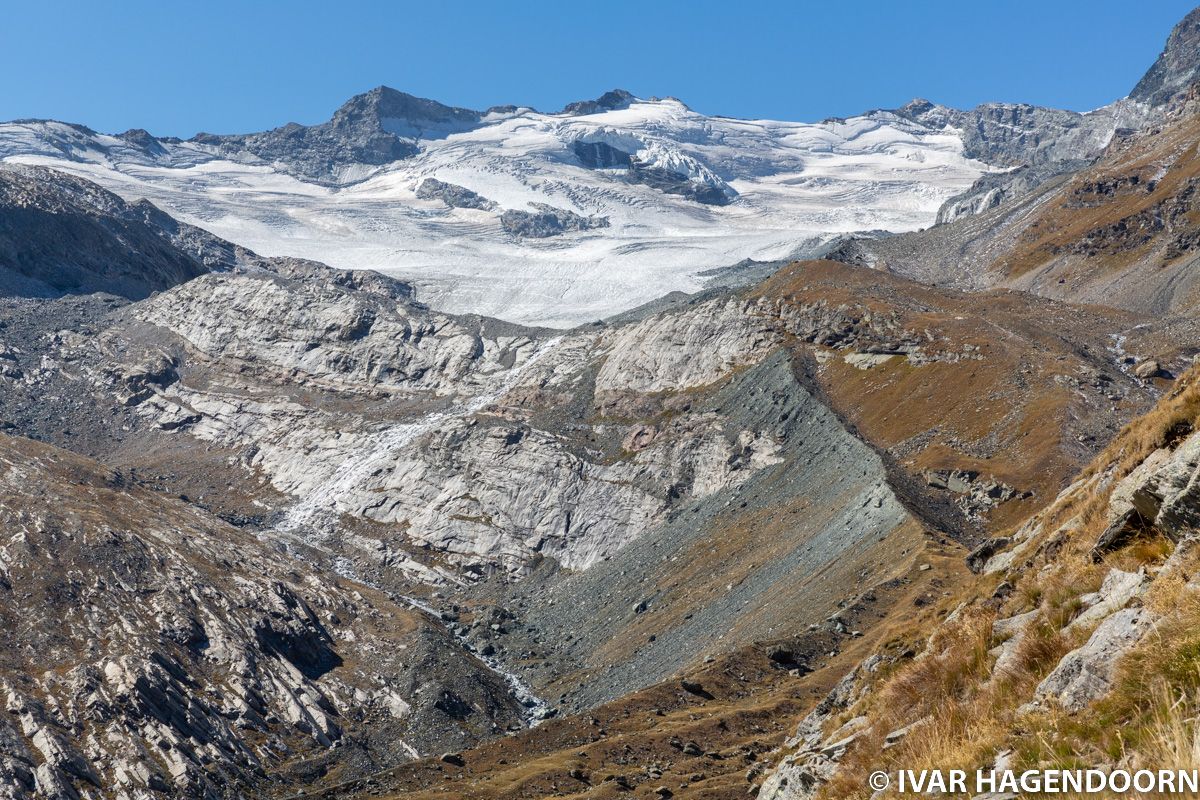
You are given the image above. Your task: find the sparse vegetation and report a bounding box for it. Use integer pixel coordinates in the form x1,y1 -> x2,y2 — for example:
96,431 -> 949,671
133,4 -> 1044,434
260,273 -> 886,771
805,366 -> 1200,800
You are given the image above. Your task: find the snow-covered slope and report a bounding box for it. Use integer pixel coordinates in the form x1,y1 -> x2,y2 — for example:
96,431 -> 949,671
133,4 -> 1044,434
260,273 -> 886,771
0,91 -> 989,326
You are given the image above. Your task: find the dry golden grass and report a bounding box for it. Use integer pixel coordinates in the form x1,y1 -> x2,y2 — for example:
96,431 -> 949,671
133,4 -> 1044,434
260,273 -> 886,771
1087,367 -> 1200,479
819,604 -> 1073,799
804,365 -> 1200,800
1142,686 -> 1200,776
752,258 -> 1146,539
1013,365 -> 1200,571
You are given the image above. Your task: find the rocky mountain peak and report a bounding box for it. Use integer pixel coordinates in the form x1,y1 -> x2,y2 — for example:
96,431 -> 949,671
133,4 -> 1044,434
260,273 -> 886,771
561,88 -> 636,116
896,97 -> 937,116
1130,6 -> 1200,106
893,97 -> 957,128
187,86 -> 487,184
118,127 -> 167,157
331,85 -> 483,133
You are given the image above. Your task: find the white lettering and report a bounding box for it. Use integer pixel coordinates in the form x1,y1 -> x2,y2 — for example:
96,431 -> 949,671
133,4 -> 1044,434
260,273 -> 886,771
1042,769 -> 1060,793
1180,770 -> 1198,793
998,770 -> 1019,792
949,770 -> 966,793
976,770 -> 996,792
883,767 -> 1200,794
1110,770 -> 1130,793
1160,770 -> 1178,793
1133,770 -> 1156,793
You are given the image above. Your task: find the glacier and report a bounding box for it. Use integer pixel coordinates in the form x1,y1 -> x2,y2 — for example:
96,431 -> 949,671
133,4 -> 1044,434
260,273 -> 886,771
0,93 -> 989,326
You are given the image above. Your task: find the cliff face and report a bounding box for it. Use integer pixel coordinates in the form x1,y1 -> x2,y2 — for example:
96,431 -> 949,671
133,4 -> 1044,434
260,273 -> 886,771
77,255 -> 1148,586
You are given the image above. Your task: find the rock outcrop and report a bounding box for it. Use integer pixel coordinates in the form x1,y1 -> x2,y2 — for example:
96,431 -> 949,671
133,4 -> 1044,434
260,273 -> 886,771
935,161 -> 1090,224
897,98 -> 1135,171
595,295 -> 779,394
499,203 -> 610,238
561,89 -> 636,116
0,433 -> 526,799
0,165 -> 212,299
758,659 -> 879,800
57,266 -> 799,582
1035,608 -> 1156,711
416,177 -> 497,210
1104,427 -> 1200,542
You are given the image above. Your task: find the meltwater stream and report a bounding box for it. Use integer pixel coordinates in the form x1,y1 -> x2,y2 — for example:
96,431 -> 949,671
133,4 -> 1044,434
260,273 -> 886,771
275,335 -> 565,727
398,593 -> 553,725
279,335 -> 564,534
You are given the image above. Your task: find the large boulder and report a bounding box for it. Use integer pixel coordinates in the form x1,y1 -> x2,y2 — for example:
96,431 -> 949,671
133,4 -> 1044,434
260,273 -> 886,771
1101,430 -> 1200,548
1035,608 -> 1154,711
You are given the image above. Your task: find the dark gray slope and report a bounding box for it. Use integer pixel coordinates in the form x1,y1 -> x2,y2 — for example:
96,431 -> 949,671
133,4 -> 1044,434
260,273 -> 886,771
1131,7 -> 1200,106
472,352 -> 918,711
192,86 -> 483,184
0,165 -> 213,299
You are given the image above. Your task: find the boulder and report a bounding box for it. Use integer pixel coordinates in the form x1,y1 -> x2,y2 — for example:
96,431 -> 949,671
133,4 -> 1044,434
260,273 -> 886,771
1101,430 -> 1200,545
1035,607 -> 1154,711
966,537 -> 1011,574
1108,447 -> 1173,523
1067,568 -> 1149,632
1134,360 -> 1161,379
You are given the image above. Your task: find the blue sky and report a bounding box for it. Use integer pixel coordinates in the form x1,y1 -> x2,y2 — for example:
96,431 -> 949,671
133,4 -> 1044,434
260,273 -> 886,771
2,1 -> 1194,136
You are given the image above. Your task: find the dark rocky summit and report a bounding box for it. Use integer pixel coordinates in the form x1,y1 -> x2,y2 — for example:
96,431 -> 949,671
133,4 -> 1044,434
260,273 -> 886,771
193,86 -> 483,184
561,88 -> 636,116
1131,7 -> 1200,106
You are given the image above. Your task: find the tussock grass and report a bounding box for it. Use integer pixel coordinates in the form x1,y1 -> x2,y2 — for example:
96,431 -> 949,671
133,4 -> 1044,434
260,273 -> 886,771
1143,686 -> 1200,775
810,367 -> 1200,799
822,608 -> 1071,798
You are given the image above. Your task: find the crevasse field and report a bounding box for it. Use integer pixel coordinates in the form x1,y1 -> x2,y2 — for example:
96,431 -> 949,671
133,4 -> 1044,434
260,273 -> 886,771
0,97 -> 988,326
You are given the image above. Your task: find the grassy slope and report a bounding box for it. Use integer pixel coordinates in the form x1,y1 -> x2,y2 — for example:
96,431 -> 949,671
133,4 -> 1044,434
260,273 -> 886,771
812,367 -> 1200,799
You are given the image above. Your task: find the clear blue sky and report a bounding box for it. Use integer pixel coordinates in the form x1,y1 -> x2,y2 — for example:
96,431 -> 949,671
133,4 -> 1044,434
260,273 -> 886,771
2,0 -> 1195,136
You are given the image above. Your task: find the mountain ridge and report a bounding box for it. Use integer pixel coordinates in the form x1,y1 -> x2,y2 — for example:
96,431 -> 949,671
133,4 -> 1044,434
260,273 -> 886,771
4,6 -> 1195,326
